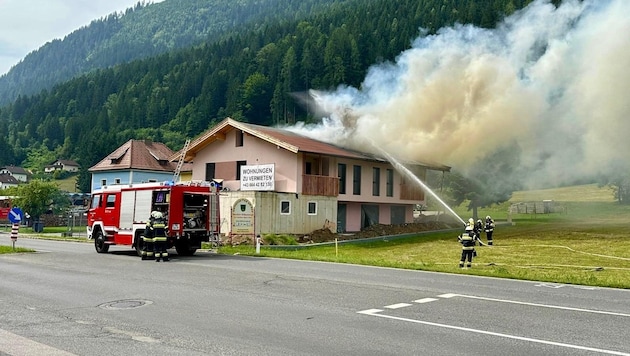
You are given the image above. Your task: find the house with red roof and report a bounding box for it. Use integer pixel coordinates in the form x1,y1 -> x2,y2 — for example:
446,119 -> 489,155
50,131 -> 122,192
88,139 -> 178,191
87,119 -> 450,238
180,117 -> 450,238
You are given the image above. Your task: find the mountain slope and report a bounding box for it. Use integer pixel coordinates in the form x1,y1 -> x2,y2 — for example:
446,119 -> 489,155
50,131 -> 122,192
0,0 -> 349,105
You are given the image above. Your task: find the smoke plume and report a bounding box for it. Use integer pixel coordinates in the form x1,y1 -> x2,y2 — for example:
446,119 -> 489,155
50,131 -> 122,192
288,0 -> 630,189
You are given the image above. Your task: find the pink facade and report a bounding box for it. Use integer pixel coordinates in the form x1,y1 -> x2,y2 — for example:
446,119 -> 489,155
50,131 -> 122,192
184,118 -> 447,234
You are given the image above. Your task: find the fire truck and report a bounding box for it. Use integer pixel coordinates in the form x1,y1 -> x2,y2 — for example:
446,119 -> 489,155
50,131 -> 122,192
87,181 -> 220,256
0,196 -> 12,222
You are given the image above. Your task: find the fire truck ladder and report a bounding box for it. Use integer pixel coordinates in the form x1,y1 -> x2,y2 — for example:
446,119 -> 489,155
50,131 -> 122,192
172,139 -> 191,182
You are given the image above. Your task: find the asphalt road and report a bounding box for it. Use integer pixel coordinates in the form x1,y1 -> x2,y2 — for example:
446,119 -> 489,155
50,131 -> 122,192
1,235 -> 629,356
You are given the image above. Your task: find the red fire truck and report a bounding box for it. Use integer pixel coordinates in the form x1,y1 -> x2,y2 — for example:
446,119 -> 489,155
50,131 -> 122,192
87,181 -> 220,256
0,196 -> 12,222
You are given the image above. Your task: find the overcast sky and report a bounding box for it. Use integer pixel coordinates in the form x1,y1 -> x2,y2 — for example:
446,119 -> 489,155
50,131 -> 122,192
0,0 -> 164,76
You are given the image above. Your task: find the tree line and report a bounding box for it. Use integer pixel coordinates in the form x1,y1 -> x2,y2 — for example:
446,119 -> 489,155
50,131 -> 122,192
0,0 -> 552,193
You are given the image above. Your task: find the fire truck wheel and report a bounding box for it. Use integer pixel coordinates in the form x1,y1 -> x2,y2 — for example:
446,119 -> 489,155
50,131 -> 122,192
94,230 -> 110,253
135,236 -> 144,257
175,243 -> 196,256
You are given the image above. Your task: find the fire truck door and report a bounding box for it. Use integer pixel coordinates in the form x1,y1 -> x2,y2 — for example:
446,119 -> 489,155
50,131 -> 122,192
103,193 -> 118,228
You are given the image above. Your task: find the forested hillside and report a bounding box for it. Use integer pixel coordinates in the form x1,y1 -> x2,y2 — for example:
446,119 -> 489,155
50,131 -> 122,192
0,0 -> 354,105
0,0 -> 549,192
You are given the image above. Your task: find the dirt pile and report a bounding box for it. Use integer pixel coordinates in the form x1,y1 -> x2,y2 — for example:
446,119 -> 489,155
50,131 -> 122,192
301,220 -> 460,244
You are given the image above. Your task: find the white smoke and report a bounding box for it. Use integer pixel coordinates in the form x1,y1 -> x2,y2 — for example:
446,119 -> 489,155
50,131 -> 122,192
288,0 -> 630,189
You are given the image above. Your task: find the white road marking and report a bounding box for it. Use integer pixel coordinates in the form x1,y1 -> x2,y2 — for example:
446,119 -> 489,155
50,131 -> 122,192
357,309 -> 630,356
437,293 -> 458,298
413,298 -> 438,303
456,294 -> 630,317
535,283 -> 564,288
0,328 -> 77,356
384,303 -> 412,309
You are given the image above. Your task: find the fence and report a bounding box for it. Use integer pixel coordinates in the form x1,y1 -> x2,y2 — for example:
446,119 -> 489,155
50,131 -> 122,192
509,201 -> 566,215
1,209 -> 89,237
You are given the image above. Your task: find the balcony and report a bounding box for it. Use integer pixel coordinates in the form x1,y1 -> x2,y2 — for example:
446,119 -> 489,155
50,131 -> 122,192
302,175 -> 339,196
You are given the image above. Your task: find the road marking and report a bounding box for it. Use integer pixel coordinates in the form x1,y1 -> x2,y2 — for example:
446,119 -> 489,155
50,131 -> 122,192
455,294 -> 630,317
536,283 -> 600,290
357,309 -> 630,356
0,328 -> 77,356
535,283 -> 564,288
437,293 -> 457,298
413,298 -> 438,303
384,303 -> 412,309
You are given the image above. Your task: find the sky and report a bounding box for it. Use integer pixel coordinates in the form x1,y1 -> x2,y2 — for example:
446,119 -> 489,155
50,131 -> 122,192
290,0 -> 630,191
0,0 -> 164,76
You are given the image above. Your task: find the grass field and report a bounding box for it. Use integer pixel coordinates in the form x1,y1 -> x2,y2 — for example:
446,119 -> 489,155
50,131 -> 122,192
56,175 -> 80,192
220,184 -> 630,289
510,183 -> 615,202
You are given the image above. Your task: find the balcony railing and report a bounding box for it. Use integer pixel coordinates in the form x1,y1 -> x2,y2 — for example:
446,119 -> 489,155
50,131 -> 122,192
302,175 -> 339,196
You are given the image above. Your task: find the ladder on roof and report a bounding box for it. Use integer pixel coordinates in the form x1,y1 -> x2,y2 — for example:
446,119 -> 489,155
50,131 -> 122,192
172,139 -> 191,182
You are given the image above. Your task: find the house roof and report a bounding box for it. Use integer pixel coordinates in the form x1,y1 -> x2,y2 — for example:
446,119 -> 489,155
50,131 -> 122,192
0,173 -> 19,184
179,117 -> 450,171
1,165 -> 29,175
89,139 -> 177,172
52,159 -> 79,166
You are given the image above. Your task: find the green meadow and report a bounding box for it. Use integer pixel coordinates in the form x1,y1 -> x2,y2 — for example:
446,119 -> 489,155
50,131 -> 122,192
220,184 -> 630,289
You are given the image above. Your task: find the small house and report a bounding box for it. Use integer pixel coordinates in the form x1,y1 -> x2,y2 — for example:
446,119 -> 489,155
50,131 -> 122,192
88,139 -> 177,191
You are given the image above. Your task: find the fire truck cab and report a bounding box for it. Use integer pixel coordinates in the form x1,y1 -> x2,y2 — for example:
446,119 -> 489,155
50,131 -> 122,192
87,181 -> 220,256
0,196 -> 12,222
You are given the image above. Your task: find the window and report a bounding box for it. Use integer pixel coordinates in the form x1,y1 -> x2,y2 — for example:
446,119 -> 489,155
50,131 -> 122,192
101,179 -> 107,187
236,160 -> 247,180
280,201 -> 291,215
236,130 -> 244,147
91,195 -> 101,209
338,164 -> 346,194
155,192 -> 167,203
386,169 -> 394,197
106,195 -> 116,208
114,178 -> 121,184
205,163 -> 216,181
372,167 -> 380,196
307,201 -> 317,215
353,165 -> 361,195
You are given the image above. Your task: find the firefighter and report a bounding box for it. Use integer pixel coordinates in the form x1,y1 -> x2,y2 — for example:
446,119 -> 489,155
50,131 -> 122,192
141,215 -> 155,260
475,219 -> 483,240
149,211 -> 169,262
485,215 -> 495,246
458,225 -> 478,268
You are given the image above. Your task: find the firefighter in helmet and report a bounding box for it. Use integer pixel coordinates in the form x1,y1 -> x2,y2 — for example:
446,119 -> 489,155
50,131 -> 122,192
149,210 -> 169,262
458,224 -> 478,268
475,219 -> 483,240
484,215 -> 495,246
141,214 -> 156,260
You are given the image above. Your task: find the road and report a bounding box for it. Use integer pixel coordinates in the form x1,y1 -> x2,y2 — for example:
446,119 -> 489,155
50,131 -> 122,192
1,236 -> 629,355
